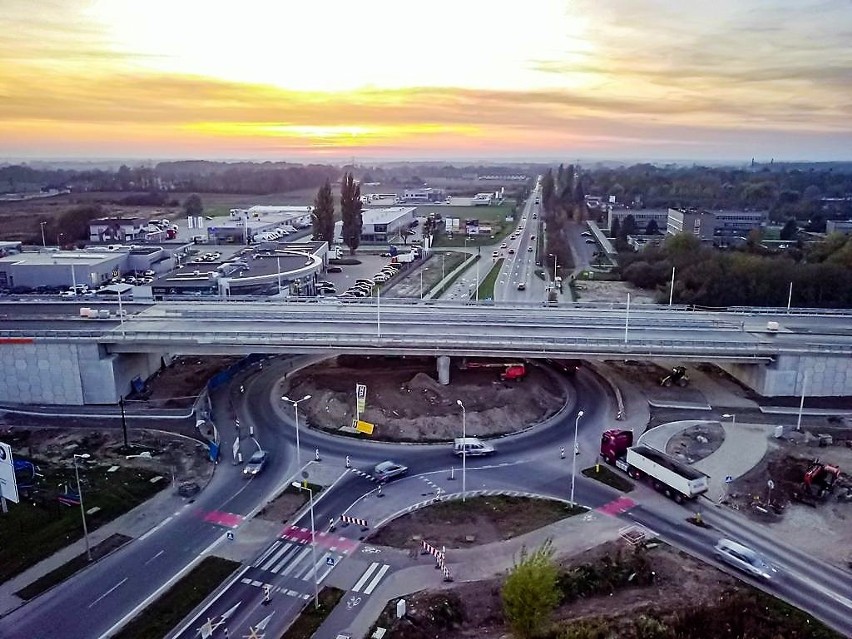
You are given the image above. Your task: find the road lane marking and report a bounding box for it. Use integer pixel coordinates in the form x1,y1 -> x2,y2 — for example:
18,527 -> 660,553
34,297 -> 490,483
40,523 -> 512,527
352,562 -> 379,592
139,515 -> 173,541
254,540 -> 282,567
260,542 -> 293,571
88,578 -> 127,608
362,564 -> 391,595
144,549 -> 165,565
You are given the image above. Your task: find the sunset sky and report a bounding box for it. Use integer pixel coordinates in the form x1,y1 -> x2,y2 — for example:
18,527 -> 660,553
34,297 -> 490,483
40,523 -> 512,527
1,0 -> 850,162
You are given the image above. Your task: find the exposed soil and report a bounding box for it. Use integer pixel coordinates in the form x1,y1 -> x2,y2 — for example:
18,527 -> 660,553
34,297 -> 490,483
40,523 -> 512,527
287,356 -> 568,441
256,491 -> 307,525
573,279 -> 656,304
367,496 -> 581,550
604,359 -> 709,404
665,421 -> 725,463
376,542 -> 754,639
133,355 -> 243,408
1,426 -> 213,489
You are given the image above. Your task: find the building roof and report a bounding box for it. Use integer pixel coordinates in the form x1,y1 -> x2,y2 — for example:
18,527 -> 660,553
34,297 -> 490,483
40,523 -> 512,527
91,217 -> 146,225
0,250 -> 123,267
362,207 -> 416,225
246,205 -> 313,215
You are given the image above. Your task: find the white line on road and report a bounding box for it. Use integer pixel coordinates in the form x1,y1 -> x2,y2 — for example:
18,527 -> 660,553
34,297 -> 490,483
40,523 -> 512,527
363,564 -> 390,595
352,562 -> 379,592
88,578 -> 127,608
144,550 -> 165,565
139,515 -> 173,541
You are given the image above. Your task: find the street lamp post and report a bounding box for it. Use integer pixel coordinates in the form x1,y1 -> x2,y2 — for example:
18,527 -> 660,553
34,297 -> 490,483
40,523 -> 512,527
441,254 -> 445,281
282,395 -> 312,469
73,453 -> 92,561
668,266 -> 676,306
291,482 -> 319,609
569,410 -> 584,507
456,400 -> 467,502
40,221 -> 47,247
119,396 -> 129,451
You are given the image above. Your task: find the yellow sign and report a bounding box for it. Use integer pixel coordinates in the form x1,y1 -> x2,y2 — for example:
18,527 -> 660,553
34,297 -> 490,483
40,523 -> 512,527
355,420 -> 375,435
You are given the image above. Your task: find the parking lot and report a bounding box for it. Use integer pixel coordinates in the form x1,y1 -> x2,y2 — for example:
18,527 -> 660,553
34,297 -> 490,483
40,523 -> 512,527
320,251 -> 423,298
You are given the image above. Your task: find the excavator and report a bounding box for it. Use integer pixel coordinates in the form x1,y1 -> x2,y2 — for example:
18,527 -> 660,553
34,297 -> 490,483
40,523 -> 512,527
660,366 -> 690,387
802,460 -> 842,500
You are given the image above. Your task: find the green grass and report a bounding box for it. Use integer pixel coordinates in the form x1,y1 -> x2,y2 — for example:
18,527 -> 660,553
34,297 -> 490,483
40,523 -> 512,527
281,587 -> 345,639
113,557 -> 240,639
432,254 -> 480,299
476,258 -> 504,300
427,204 -> 517,247
581,464 -> 634,492
0,460 -> 167,584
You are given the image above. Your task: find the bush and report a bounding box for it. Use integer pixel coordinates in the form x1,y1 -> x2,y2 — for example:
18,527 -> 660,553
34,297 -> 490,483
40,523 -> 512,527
502,540 -> 560,639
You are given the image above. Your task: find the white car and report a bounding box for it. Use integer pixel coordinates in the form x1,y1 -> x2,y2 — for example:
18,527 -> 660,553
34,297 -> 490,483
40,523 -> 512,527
713,539 -> 777,580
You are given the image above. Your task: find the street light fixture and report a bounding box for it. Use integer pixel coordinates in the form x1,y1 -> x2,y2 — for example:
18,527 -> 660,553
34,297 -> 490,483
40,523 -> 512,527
40,221 -> 47,247
721,413 -> 736,428
291,482 -> 319,609
282,395 -> 312,469
569,410 -> 584,507
456,399 -> 467,502
73,453 -> 92,561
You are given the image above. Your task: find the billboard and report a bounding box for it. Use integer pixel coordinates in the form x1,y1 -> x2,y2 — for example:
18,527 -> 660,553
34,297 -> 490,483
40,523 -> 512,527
0,441 -> 19,503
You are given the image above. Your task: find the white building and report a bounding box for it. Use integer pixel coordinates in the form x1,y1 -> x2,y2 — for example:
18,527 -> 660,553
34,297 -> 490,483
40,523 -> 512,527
334,207 -> 416,244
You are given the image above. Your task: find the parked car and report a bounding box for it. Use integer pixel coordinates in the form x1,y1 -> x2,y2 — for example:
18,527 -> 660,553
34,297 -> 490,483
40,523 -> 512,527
327,266 -> 343,273
373,461 -> 409,483
373,274 -> 388,283
243,450 -> 269,476
713,539 -> 777,580
453,437 -> 495,457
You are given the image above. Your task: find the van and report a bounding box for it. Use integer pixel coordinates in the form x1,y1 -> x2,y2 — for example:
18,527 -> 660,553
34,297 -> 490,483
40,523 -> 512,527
453,437 -> 495,457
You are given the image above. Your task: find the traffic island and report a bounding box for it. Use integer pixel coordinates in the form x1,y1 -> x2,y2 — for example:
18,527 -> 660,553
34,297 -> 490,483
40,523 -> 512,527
581,464 -> 635,493
280,587 -> 344,639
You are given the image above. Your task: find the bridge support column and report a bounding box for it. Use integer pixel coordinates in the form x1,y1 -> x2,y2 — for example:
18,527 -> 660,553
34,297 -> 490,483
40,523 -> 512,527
437,355 -> 451,386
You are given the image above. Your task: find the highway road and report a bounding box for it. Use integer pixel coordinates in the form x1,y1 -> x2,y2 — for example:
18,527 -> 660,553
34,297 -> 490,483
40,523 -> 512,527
494,191 -> 548,303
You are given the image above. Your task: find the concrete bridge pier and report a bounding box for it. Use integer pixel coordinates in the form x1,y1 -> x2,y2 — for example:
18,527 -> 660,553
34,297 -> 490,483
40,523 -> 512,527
437,355 -> 451,385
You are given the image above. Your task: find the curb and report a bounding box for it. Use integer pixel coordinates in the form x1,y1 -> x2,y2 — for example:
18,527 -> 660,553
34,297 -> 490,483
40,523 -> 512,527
648,400 -> 713,410
758,406 -> 852,416
585,362 -> 627,420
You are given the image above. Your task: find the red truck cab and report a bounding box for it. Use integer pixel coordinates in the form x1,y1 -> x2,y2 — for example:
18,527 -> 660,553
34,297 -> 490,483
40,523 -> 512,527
600,429 -> 633,464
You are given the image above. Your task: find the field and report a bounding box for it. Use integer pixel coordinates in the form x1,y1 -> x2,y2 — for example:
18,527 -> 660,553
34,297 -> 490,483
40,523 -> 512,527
426,204 -> 517,247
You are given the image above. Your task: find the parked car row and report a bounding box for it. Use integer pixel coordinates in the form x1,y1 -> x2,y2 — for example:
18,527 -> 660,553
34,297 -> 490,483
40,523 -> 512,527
337,261 -> 403,299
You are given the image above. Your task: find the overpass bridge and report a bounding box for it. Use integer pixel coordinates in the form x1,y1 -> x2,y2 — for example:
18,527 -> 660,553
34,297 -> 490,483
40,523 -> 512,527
1,300 -> 851,405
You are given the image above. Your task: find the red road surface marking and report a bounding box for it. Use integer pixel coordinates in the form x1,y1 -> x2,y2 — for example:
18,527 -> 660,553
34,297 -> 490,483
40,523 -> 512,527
280,525 -> 360,554
203,510 -> 244,528
597,497 -> 636,515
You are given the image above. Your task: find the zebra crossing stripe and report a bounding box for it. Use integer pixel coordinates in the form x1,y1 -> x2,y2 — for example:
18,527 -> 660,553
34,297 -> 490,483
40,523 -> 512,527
362,564 -> 390,595
279,547 -> 312,576
255,540 -> 281,567
260,542 -> 293,571
352,562 -> 379,592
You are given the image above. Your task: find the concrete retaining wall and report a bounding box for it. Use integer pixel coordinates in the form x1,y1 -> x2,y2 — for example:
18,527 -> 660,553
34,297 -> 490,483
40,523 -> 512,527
720,353 -> 852,397
0,341 -> 169,406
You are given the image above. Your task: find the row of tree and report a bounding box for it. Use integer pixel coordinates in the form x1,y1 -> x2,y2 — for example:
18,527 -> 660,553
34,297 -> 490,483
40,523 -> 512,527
620,233 -> 852,307
581,163 -> 852,224
540,165 -> 587,277
311,173 -> 362,254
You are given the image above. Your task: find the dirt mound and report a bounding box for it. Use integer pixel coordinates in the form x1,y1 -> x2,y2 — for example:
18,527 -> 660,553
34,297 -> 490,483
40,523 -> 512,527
284,357 -> 569,442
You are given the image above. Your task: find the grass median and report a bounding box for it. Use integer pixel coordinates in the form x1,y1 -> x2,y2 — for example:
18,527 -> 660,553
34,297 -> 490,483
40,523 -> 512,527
114,556 -> 240,639
582,463 -> 635,492
476,258 -> 504,300
281,587 -> 345,639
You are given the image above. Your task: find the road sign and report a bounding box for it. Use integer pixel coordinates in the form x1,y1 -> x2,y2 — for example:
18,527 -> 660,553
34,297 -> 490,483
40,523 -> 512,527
226,531 -> 235,541
356,383 -> 367,415
725,475 -> 733,484
355,420 -> 375,435
0,441 -> 19,504
326,556 -> 335,566
767,479 -> 775,490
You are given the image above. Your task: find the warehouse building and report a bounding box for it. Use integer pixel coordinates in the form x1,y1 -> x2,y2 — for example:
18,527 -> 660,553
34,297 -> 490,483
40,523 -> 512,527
334,207 -> 416,244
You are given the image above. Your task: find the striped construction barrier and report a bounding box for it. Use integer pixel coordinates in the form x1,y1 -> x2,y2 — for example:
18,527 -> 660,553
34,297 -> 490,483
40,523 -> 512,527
420,539 -> 443,559
340,514 -> 369,529
441,564 -> 453,582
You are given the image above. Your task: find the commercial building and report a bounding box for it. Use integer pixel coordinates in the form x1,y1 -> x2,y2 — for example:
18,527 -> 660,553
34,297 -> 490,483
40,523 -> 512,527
666,208 -> 767,242
0,250 -> 126,290
89,217 -> 152,243
826,220 -> 852,234
150,241 -> 328,299
607,208 -> 668,233
402,188 -> 445,203
711,210 -> 768,240
209,207 -> 312,244
334,207 -> 416,244
666,208 -> 716,241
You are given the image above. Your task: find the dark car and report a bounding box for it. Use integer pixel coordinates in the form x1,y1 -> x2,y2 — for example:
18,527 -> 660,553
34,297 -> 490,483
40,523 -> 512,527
373,461 -> 408,483
243,450 -> 269,476
327,266 -> 343,273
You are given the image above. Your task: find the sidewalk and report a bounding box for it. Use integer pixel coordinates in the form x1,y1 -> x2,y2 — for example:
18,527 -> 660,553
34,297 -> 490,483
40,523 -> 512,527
318,509 -> 624,639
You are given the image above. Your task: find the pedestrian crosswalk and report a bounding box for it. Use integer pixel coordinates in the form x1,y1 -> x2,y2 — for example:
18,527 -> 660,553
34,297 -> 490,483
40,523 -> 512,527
252,539 -> 341,585
351,562 -> 391,596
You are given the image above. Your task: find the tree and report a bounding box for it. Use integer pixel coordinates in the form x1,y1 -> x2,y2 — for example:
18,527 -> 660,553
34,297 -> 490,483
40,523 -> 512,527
611,217 -> 621,238
501,540 -> 559,639
340,172 -> 362,255
184,193 -> 203,217
312,180 -> 335,244
621,214 -> 637,237
779,218 -> 798,241
541,169 -> 555,215
645,219 -> 660,235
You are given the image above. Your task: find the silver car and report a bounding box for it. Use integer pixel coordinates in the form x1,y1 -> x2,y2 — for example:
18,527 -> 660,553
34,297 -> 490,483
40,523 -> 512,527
713,539 -> 777,580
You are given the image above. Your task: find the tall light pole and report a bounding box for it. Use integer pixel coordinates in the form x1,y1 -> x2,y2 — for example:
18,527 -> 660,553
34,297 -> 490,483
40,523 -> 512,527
376,285 -> 381,337
795,371 -> 808,432
456,399 -> 467,502
291,482 -> 319,609
722,413 -> 736,428
786,281 -> 793,313
441,254 -> 446,281
668,266 -> 676,306
282,395 -> 311,469
40,221 -> 47,247
73,453 -> 92,561
570,410 -> 584,507
623,293 -> 631,343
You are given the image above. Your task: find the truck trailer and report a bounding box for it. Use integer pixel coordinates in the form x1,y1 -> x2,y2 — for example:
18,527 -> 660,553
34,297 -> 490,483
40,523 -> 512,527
600,429 -> 709,502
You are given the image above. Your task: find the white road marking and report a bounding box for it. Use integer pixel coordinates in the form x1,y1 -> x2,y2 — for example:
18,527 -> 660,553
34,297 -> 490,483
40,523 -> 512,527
144,549 -> 165,565
88,578 -> 127,608
362,564 -> 391,595
352,562 -> 379,592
